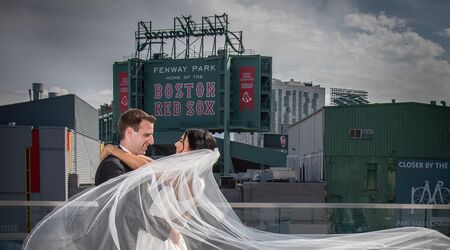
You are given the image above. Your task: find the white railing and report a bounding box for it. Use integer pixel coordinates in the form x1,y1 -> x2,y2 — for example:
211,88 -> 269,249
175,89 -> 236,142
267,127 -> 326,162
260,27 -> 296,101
1,201 -> 449,241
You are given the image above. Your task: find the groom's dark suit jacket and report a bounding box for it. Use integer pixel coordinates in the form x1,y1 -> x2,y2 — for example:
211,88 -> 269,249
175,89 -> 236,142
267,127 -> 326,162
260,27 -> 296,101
95,154 -> 133,186
94,152 -> 172,249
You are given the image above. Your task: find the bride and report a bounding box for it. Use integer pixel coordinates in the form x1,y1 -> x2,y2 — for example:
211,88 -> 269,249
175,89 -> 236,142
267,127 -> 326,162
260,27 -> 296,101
23,129 -> 450,249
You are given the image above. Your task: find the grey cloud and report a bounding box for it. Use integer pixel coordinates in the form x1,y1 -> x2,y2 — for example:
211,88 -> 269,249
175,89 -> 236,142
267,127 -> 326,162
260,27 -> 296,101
344,13 -> 408,33
0,0 -> 449,108
436,28 -> 450,38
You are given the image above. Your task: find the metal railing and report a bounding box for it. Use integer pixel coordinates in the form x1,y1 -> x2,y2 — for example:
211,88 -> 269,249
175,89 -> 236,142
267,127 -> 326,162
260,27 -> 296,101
229,202 -> 450,209
1,201 -> 449,241
2,200 -> 449,209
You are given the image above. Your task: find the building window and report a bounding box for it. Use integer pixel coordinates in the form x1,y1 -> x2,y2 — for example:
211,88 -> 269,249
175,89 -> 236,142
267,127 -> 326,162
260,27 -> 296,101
312,93 -> 318,111
292,90 -> 297,117
349,129 -> 374,139
281,124 -> 290,135
303,102 -> 309,117
303,92 -> 309,117
298,91 -> 302,120
283,112 -> 289,124
277,89 -> 282,132
350,129 -> 362,139
284,93 -> 290,124
367,164 -> 377,190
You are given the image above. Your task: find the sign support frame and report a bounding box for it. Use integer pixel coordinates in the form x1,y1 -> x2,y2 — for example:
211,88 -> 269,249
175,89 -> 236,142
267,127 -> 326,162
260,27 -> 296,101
223,52 -> 234,174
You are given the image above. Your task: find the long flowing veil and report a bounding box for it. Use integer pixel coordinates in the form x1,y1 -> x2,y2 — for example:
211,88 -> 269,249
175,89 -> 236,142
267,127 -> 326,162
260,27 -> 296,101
23,149 -> 450,249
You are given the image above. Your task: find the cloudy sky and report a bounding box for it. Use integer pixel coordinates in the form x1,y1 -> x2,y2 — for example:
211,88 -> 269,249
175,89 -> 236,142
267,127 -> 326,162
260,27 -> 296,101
1,0 -> 450,108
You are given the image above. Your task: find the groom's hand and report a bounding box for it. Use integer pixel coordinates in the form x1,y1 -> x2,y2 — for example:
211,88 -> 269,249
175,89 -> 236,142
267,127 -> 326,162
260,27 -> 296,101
169,228 -> 181,245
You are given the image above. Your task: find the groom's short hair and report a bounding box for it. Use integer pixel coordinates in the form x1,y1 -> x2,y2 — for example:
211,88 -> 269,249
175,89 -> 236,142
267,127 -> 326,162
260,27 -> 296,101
118,109 -> 156,140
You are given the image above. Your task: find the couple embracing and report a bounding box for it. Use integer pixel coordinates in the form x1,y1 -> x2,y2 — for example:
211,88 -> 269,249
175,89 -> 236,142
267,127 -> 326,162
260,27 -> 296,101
95,109 -> 216,249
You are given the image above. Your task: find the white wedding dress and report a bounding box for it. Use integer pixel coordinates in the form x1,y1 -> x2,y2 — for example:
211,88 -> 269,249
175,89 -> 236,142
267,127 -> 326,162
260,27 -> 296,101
136,227 -> 188,250
23,149 -> 450,250
136,178 -> 204,250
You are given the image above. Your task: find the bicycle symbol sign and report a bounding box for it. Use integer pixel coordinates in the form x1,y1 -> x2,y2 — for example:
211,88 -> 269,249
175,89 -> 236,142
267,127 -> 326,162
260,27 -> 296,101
411,180 -> 450,204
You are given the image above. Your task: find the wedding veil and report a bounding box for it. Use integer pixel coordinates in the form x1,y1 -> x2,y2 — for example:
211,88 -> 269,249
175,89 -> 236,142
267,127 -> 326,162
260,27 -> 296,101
23,149 -> 450,249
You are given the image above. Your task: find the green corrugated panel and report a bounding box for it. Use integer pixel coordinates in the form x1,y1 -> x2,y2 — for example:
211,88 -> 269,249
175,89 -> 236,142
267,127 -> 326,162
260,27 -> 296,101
324,103 -> 450,158
325,156 -> 391,202
323,103 -> 450,234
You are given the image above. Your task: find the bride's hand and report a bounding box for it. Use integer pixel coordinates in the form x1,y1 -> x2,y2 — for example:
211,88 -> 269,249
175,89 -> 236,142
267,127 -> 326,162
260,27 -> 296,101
137,154 -> 153,163
100,144 -> 115,160
129,155 -> 153,169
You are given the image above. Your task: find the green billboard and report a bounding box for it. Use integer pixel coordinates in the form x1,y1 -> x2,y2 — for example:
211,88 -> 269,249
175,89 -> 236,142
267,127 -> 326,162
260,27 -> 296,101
112,54 -> 272,134
143,57 -> 220,130
230,55 -> 272,131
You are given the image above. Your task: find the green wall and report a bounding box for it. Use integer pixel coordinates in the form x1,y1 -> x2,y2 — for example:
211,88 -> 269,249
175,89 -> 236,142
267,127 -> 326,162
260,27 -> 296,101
324,103 -> 450,158
323,103 -> 450,234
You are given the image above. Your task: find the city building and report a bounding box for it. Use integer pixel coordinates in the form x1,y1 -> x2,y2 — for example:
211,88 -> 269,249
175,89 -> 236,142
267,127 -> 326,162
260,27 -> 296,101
234,78 -> 325,147
0,94 -> 101,236
287,102 -> 450,234
330,87 -> 369,106
0,94 -> 99,139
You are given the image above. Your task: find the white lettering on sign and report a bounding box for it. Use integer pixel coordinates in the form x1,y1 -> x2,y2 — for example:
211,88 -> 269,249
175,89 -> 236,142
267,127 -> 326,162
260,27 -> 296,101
399,161 -> 424,168
192,65 -> 216,72
396,220 -> 425,227
397,219 -> 450,227
153,66 -> 188,74
153,64 -> 216,74
431,221 -> 450,227
399,161 -> 448,169
435,162 -> 448,169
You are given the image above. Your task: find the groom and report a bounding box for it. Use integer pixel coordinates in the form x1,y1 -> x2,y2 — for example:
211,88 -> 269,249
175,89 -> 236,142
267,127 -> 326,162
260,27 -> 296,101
95,108 -> 181,248
95,108 -> 155,185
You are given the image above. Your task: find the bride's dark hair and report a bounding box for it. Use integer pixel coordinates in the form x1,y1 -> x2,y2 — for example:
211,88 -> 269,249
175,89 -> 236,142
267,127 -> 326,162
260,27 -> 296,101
184,129 -> 217,151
